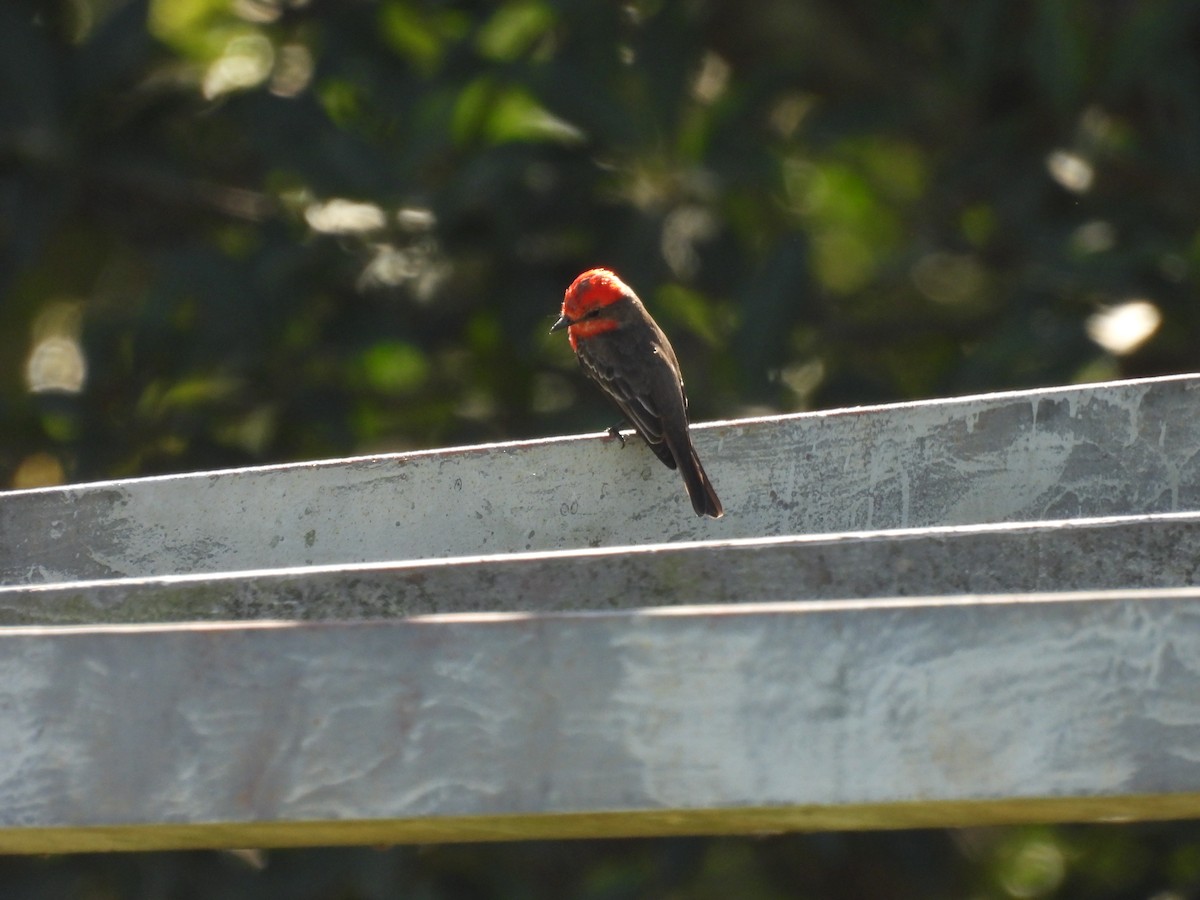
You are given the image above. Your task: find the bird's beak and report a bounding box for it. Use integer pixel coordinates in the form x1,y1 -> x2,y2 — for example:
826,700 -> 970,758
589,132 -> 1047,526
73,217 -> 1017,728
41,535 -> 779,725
550,314 -> 572,334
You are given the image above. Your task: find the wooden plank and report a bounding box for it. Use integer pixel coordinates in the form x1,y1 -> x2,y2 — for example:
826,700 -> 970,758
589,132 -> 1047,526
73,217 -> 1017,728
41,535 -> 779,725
1,512 -> 1198,624
3,588 -> 1200,852
2,374 -> 1199,584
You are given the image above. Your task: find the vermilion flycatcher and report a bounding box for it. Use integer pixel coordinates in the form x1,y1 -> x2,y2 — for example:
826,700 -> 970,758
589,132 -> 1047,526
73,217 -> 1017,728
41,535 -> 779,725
551,268 -> 724,518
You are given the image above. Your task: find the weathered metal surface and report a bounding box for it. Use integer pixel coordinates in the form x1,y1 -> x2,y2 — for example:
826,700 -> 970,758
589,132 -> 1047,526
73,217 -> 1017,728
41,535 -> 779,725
0,512 -> 1197,624
2,374 -> 1199,583
3,589 -> 1200,852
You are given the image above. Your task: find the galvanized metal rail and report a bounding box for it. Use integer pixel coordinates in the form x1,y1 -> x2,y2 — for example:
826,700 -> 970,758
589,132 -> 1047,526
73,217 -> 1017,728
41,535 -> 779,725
1,374 -> 1197,852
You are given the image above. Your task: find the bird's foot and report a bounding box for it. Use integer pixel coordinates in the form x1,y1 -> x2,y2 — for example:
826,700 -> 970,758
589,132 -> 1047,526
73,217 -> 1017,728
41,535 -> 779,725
605,425 -> 627,447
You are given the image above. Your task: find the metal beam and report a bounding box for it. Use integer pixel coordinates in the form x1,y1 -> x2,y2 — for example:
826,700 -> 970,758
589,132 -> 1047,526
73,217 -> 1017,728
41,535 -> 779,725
1,512 -> 1198,624
3,374 -> 1199,584
3,589 -> 1200,852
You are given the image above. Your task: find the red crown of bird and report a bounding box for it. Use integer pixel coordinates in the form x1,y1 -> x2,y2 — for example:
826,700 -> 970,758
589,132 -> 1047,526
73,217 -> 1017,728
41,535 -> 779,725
555,268 -> 633,350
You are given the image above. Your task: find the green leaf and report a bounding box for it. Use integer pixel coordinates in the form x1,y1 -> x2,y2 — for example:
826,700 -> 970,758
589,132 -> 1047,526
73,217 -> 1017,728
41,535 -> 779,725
148,0 -> 241,59
379,1 -> 470,75
487,85 -> 584,144
358,342 -> 429,394
477,0 -> 555,62
453,77 -> 583,146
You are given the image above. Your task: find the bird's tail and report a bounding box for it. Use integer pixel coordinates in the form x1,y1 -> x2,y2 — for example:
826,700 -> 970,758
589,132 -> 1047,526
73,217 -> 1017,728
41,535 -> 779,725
672,437 -> 723,519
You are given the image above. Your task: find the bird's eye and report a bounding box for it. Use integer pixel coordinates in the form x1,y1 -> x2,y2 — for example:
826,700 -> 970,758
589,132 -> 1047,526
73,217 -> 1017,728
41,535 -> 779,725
584,307 -> 602,318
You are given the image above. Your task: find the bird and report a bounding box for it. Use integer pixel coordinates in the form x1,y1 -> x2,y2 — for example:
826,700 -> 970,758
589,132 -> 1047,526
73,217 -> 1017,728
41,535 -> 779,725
550,268 -> 724,518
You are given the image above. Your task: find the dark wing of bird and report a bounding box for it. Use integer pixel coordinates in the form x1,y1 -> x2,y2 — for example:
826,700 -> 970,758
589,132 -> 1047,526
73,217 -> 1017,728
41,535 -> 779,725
577,348 -> 679,470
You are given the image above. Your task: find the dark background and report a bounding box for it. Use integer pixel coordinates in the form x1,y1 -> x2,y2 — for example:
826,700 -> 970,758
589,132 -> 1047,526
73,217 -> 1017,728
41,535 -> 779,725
2,0 -> 1199,896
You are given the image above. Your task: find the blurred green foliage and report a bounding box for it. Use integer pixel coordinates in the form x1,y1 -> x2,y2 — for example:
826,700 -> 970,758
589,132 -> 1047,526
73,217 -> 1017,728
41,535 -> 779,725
3,0 -> 1200,894
3,0 -> 1197,486
6,823 -> 1200,899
